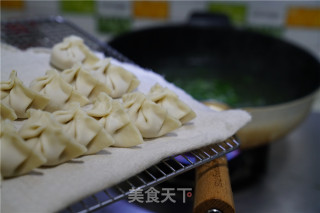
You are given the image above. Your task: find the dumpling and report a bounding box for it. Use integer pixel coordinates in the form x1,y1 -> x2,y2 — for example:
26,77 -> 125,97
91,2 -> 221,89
53,103 -> 114,154
50,35 -> 100,70
19,109 -> 87,166
60,63 -> 112,101
89,59 -> 140,98
87,93 -> 143,147
148,84 -> 196,124
0,102 -> 17,120
30,69 -> 89,112
1,119 -> 46,178
122,92 -> 181,138
1,70 -> 49,118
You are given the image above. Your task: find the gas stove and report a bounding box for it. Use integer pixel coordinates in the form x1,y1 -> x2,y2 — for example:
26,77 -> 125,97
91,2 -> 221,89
97,112 -> 320,213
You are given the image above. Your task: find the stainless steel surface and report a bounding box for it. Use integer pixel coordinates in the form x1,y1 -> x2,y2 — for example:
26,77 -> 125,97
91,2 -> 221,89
234,112 -> 320,213
60,137 -> 239,213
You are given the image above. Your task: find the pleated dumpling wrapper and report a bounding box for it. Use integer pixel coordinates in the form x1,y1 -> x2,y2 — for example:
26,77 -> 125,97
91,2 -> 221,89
87,93 -> 143,147
147,84 -> 196,124
53,103 -> 114,154
50,35 -> 100,70
122,92 -> 181,138
19,109 -> 87,166
1,120 -> 46,178
0,102 -> 17,120
60,63 -> 112,101
89,59 -> 140,98
30,69 -> 89,112
1,70 -> 49,119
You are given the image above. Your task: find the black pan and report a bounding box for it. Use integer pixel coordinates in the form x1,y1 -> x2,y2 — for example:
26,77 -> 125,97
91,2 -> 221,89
108,23 -> 320,149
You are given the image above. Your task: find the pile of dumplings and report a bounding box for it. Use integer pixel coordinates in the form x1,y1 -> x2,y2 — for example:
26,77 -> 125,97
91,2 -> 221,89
0,35 -> 196,179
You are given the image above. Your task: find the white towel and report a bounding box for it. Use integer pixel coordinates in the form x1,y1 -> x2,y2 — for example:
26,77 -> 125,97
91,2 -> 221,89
1,46 -> 251,213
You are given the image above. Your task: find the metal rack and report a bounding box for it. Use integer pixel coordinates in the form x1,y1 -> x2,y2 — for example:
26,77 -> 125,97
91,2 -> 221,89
61,137 -> 239,213
1,16 -> 133,63
1,17 -> 240,213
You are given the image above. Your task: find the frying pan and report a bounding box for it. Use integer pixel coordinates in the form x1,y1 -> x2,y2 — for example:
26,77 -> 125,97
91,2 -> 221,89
108,16 -> 320,213
108,21 -> 320,150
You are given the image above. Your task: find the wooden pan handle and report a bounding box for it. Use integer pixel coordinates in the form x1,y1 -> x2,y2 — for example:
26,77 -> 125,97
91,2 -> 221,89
193,156 -> 235,213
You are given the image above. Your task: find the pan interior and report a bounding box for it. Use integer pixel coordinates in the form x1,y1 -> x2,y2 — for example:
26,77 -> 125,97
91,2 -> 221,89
109,26 -> 320,108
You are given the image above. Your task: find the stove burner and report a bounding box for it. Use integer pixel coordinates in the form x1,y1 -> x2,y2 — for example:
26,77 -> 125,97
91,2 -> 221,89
168,144 -> 270,191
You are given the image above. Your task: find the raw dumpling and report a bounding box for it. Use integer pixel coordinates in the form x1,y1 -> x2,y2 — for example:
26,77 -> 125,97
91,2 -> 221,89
50,35 -> 100,70
148,84 -> 196,124
60,63 -> 112,101
122,92 -> 181,138
0,102 -> 17,120
1,70 -> 49,118
1,120 -> 46,178
19,109 -> 87,166
53,103 -> 114,154
89,59 -> 140,98
87,93 -> 143,147
30,69 -> 89,112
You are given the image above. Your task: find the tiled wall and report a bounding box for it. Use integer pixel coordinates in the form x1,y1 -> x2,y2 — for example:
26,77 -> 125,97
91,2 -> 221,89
2,1 -> 320,56
2,0 -> 320,111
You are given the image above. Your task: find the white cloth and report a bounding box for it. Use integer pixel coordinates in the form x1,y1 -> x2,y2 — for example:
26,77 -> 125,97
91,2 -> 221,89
1,46 -> 251,213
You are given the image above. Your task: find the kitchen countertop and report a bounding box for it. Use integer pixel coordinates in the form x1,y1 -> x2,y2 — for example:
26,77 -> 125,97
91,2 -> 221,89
234,112 -> 320,213
312,91 -> 320,113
